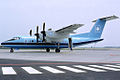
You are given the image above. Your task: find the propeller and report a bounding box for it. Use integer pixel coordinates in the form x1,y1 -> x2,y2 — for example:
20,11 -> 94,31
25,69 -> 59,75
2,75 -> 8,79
34,26 -> 39,43
68,38 -> 72,50
41,22 -> 46,42
29,29 -> 32,36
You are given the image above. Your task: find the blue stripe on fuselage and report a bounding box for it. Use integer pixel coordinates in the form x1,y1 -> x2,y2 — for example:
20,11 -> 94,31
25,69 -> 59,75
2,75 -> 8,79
2,39 -> 103,49
3,45 -> 68,49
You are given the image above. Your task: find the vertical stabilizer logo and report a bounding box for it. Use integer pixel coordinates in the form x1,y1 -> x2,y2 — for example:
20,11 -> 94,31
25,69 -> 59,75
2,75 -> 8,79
95,26 -> 100,33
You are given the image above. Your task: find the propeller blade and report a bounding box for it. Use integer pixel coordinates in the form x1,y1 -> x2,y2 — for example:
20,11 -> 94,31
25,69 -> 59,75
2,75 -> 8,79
68,38 -> 72,50
37,26 -> 39,33
41,22 -> 46,42
30,29 -> 32,36
35,26 -> 39,43
43,22 -> 45,31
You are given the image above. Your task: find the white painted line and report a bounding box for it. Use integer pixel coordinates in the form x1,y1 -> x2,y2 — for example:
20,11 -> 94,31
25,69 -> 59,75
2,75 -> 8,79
89,65 -> 120,71
104,65 -> 120,68
21,67 -> 42,74
2,67 -> 17,75
40,66 -> 65,74
74,65 -> 106,72
57,66 -> 86,73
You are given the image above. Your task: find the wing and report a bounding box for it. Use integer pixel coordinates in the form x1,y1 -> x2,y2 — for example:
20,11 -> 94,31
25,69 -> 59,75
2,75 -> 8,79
55,24 -> 84,34
45,24 -> 84,42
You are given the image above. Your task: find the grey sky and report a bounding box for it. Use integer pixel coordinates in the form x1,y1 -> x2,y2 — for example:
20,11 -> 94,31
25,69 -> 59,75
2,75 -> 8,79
0,0 -> 120,47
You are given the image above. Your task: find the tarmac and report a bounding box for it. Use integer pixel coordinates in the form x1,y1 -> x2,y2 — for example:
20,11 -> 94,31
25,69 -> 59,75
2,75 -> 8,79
0,48 -> 120,63
0,48 -> 120,80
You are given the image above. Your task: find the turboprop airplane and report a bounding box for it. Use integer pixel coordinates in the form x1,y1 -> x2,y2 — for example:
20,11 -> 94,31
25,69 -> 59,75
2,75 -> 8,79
1,15 -> 119,53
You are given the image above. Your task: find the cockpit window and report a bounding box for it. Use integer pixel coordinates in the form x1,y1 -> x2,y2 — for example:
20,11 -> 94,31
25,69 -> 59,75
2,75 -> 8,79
7,37 -> 20,41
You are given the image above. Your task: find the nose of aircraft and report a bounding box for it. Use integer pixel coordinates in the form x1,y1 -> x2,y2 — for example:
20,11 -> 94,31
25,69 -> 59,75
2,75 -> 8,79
1,41 -> 6,45
1,42 -> 4,45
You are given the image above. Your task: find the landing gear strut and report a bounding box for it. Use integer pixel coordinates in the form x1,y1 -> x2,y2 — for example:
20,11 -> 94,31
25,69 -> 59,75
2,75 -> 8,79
46,48 -> 50,52
55,48 -> 60,53
10,48 -> 14,53
55,43 -> 60,53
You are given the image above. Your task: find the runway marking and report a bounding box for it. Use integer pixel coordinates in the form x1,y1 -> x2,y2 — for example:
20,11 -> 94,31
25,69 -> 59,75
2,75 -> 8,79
40,66 -> 65,73
104,65 -> 120,68
57,66 -> 86,73
1,62 -> 120,66
21,67 -> 42,74
74,65 -> 106,72
0,63 -> 78,66
2,67 -> 17,75
89,65 -> 120,71
1,64 -> 120,75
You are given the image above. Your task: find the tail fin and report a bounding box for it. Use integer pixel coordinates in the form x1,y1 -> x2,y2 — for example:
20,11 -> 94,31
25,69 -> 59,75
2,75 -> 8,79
89,15 -> 118,38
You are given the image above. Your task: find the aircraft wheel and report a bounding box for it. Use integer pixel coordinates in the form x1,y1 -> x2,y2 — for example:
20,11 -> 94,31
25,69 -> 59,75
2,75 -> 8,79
10,48 -> 14,53
46,48 -> 50,52
55,48 -> 60,53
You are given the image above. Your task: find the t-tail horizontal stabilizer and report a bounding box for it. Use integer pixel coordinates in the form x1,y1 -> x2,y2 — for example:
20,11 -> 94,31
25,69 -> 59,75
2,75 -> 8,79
92,15 -> 119,22
89,15 -> 119,38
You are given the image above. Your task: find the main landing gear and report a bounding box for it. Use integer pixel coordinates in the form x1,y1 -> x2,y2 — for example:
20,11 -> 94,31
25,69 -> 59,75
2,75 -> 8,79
46,48 -> 60,53
9,48 -> 60,53
10,48 -> 14,53
55,48 -> 60,53
46,48 -> 50,52
55,43 -> 60,53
